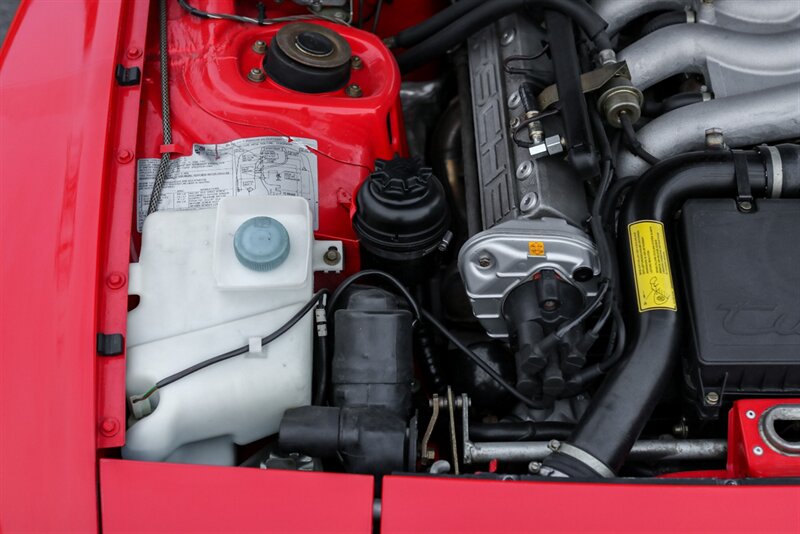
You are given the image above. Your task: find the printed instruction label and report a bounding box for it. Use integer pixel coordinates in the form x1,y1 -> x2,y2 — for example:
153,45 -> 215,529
136,136 -> 319,231
628,220 -> 677,312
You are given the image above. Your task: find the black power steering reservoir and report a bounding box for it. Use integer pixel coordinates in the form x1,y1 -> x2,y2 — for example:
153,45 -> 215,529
353,156 -> 451,284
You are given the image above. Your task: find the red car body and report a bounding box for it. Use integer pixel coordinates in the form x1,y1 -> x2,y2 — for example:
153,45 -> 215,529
1,1 -> 799,532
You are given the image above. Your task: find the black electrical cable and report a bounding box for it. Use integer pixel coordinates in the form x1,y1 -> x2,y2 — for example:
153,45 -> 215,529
421,309 -> 543,410
147,0 -> 173,215
395,0 -> 612,73
620,111 -> 660,166
137,290 -> 329,401
312,300 -> 329,405
178,0 -> 339,25
327,269 -> 421,320
371,0 -> 384,33
328,269 -> 543,410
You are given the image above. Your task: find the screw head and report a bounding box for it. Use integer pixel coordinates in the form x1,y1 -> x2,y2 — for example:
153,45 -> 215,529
520,192 -> 539,211
746,410 -> 757,419
100,418 -> 120,437
351,56 -> 363,70
116,149 -> 134,164
510,117 -> 521,129
753,446 -> 764,456
508,92 -> 521,109
516,161 -> 533,180
345,84 -> 363,98
252,40 -> 267,54
705,391 -> 720,405
323,247 -> 341,265
547,439 -> 561,452
106,272 -> 126,289
500,28 -> 516,46
248,68 -> 266,82
528,461 -> 542,474
126,46 -> 142,59
478,255 -> 492,269
738,200 -> 753,213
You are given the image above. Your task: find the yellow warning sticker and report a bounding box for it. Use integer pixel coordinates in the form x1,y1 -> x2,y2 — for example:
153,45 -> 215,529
628,221 -> 677,312
528,241 -> 545,257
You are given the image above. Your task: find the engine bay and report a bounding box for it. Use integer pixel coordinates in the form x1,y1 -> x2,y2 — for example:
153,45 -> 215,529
121,0 -> 800,483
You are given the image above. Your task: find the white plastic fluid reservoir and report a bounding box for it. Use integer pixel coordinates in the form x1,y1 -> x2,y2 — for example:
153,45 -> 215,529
123,196 -> 341,465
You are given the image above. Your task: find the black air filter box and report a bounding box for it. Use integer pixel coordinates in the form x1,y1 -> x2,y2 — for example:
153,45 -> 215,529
680,199 -> 800,415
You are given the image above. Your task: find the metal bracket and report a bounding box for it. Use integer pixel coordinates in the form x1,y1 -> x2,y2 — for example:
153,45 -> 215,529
537,61 -> 632,111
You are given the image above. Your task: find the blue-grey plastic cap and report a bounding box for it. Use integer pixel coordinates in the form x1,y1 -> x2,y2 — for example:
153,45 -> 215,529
233,216 -> 291,272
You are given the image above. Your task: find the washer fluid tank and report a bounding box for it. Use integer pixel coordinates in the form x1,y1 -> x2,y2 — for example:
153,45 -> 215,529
123,196 -> 342,465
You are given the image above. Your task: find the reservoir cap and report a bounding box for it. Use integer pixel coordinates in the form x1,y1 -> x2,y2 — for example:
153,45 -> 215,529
233,216 -> 290,272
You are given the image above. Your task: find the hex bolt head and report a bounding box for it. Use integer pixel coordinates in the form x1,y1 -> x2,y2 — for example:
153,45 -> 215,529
528,461 -> 542,474
345,84 -> 363,98
248,68 -> 266,82
478,255 -> 492,269
547,439 -> 561,452
705,391 -> 720,405
252,40 -> 267,54
323,247 -> 341,266
351,56 -> 363,70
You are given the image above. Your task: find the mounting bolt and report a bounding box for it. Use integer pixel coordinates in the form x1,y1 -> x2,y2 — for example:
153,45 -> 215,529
478,255 -> 492,269
126,46 -> 142,60
345,84 -> 363,98
520,192 -> 539,212
746,410 -> 757,419
351,56 -> 363,70
500,28 -> 516,46
705,391 -> 720,405
508,92 -> 521,109
547,439 -> 561,452
672,418 -> 689,438
116,149 -> 134,164
516,160 -> 533,180
248,68 -> 266,83
753,446 -> 764,456
528,461 -> 542,474
106,272 -> 127,289
323,247 -> 341,266
252,40 -> 267,54
100,418 -> 120,437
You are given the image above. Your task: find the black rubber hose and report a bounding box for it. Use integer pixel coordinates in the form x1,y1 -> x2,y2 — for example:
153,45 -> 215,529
470,421 -> 573,442
642,92 -> 706,117
389,0 -> 484,49
542,145 -> 800,477
640,11 -> 687,36
396,0 -> 611,73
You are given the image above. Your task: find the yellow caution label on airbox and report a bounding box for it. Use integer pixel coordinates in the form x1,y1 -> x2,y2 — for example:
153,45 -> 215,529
627,220 -> 677,312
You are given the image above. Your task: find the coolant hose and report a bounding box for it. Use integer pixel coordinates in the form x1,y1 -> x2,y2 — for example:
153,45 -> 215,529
396,0 -> 611,73
542,145 -> 800,477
